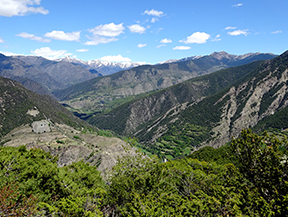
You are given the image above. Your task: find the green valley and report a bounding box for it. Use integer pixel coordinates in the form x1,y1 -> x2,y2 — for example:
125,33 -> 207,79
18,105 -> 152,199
54,52 -> 276,114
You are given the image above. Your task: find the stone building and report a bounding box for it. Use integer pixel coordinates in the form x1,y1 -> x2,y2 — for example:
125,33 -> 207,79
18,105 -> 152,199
31,120 -> 50,133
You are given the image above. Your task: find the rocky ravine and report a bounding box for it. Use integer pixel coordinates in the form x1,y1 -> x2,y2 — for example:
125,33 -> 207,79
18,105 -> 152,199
127,51 -> 288,154
208,67 -> 288,148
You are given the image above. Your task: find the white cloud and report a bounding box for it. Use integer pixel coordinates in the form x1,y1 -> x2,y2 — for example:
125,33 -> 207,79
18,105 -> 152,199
76,49 -> 89,52
225,26 -> 236,30
271,30 -> 282,34
160,38 -> 172,43
173,46 -> 191,50
156,44 -> 166,48
0,37 -> 4,43
85,23 -> 124,45
144,9 -> 164,17
44,31 -> 80,41
31,47 -> 72,60
16,32 -> 50,42
227,29 -> 249,36
137,43 -> 147,48
0,0 -> 49,17
100,55 -> 131,62
151,17 -> 159,23
232,3 -> 243,7
180,32 -> 210,44
128,24 -> 146,34
88,23 -> 124,37
84,36 -> 118,45
212,34 -> 221,42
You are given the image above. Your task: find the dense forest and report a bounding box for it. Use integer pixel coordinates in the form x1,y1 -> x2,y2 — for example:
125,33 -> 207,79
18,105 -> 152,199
1,129 -> 288,216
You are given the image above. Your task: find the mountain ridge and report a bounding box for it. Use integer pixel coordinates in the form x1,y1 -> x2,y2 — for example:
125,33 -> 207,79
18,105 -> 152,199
0,75 -> 92,137
137,50 -> 288,157
57,56 -> 146,76
88,60 -> 266,135
54,51 -> 276,114
15,55 -> 100,89
85,50 -> 288,158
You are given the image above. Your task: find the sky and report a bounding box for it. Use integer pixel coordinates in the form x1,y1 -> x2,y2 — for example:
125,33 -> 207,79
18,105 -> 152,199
0,0 -> 287,64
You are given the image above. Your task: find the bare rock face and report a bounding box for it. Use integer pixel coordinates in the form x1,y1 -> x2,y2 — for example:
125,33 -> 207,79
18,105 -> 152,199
206,66 -> 288,148
1,123 -> 137,175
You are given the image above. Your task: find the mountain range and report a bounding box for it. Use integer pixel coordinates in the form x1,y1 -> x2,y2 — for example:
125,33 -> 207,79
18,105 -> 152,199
57,56 -> 145,76
0,54 -> 102,94
15,55 -> 101,89
53,51 -> 276,113
86,50 -> 288,158
2,47 -> 288,217
1,50 -> 286,160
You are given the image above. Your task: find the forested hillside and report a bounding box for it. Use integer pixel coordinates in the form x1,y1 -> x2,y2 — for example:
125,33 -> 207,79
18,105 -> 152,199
1,129 -> 288,216
90,60 -> 265,135
0,76 -> 91,137
135,52 -> 288,157
133,50 -> 288,158
85,50 -> 288,159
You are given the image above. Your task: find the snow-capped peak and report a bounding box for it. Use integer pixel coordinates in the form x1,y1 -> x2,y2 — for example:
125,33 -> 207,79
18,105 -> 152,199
57,56 -> 146,75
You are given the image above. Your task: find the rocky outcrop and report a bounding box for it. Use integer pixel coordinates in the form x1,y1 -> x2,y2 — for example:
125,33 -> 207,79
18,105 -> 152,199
1,123 -> 137,175
206,65 -> 288,148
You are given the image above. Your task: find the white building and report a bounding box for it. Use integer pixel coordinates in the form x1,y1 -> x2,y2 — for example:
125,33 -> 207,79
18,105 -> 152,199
31,120 -> 50,134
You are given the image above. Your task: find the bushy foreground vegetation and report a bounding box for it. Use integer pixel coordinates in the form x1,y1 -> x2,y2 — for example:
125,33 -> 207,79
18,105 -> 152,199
1,129 -> 288,216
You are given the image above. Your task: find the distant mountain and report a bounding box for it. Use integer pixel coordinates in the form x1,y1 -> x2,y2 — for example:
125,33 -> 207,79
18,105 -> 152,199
159,55 -> 202,64
54,51 -> 276,114
0,53 -> 63,91
159,51 -> 275,64
7,76 -> 53,96
57,56 -> 145,76
88,60 -> 266,136
86,50 -> 288,158
15,55 -> 100,90
0,54 -> 101,92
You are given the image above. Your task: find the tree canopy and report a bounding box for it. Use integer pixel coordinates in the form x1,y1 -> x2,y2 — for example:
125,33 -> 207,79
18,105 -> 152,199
1,129 -> 288,216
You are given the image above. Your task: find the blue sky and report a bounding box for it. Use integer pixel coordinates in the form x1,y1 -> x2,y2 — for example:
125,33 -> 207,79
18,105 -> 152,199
0,0 -> 287,64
